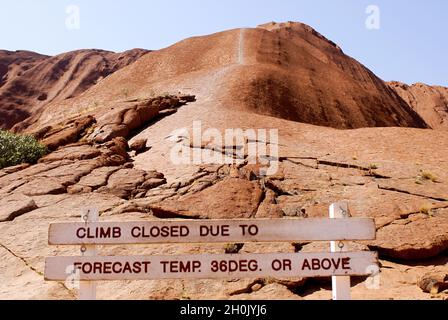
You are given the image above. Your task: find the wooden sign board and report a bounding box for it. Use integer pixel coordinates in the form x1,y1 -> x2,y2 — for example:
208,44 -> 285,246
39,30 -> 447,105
48,218 -> 376,245
45,252 -> 378,281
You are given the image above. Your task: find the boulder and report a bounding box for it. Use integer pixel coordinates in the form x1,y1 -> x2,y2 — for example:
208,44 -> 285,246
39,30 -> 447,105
0,194 -> 38,222
151,178 -> 264,219
39,144 -> 101,163
141,178 -> 167,190
97,168 -> 147,199
76,166 -> 121,189
14,178 -> 66,196
92,101 -> 159,143
371,209 -> 448,260
41,115 -> 95,151
418,273 -> 448,294
255,189 -> 283,218
130,139 -> 148,153
103,137 -> 130,160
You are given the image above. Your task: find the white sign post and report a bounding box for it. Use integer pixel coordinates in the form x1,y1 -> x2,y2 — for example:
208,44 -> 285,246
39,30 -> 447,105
45,202 -> 378,301
79,208 -> 98,301
330,202 -> 352,301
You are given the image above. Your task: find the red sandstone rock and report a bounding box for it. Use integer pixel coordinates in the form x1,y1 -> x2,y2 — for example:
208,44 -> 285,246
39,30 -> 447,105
130,139 -> 148,153
0,194 -> 38,222
0,21 -> 447,301
39,116 -> 96,151
389,81 -> 448,130
151,178 -> 264,219
0,49 -> 149,131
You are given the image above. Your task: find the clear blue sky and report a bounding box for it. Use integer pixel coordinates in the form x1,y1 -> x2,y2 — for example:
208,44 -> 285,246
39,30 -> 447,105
1,0 -> 446,86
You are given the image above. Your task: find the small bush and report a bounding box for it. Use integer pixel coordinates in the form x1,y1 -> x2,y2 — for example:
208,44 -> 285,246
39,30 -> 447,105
0,130 -> 48,169
419,206 -> 430,215
421,171 -> 438,183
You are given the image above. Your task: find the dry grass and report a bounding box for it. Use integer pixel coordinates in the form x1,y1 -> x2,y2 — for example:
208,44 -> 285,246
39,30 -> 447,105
421,171 -> 438,183
419,206 -> 430,215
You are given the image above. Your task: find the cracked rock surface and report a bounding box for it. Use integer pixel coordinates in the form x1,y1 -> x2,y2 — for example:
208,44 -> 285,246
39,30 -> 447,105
2,22 -> 448,300
1,98 -> 447,300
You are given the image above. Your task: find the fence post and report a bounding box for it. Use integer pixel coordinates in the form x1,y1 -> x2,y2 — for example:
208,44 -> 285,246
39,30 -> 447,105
330,202 -> 351,300
79,208 -> 98,300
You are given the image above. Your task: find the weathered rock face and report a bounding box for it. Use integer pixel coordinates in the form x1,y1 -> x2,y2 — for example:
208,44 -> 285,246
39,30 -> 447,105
0,136 -> 139,198
418,272 -> 448,294
91,100 -> 161,143
2,113 -> 448,302
0,22 -> 447,301
389,82 -> 448,130
39,116 -> 96,151
95,168 -> 166,200
151,177 -> 264,219
21,22 -> 428,133
0,50 -> 49,129
24,94 -> 195,151
0,137 -> 168,202
371,208 -> 448,260
130,138 -> 148,154
0,194 -> 37,222
0,49 -> 149,131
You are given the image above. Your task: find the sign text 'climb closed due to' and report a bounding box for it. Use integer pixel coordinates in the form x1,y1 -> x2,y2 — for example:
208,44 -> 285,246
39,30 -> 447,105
48,218 -> 376,245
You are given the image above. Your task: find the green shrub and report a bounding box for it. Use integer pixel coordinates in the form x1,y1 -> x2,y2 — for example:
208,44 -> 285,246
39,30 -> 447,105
0,130 -> 48,169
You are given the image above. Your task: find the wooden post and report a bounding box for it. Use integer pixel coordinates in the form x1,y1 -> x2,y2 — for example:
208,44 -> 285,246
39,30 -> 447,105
330,202 -> 351,300
79,208 -> 98,300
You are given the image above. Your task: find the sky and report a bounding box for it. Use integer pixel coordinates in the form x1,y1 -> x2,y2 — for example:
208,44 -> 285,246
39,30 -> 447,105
0,0 -> 446,86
